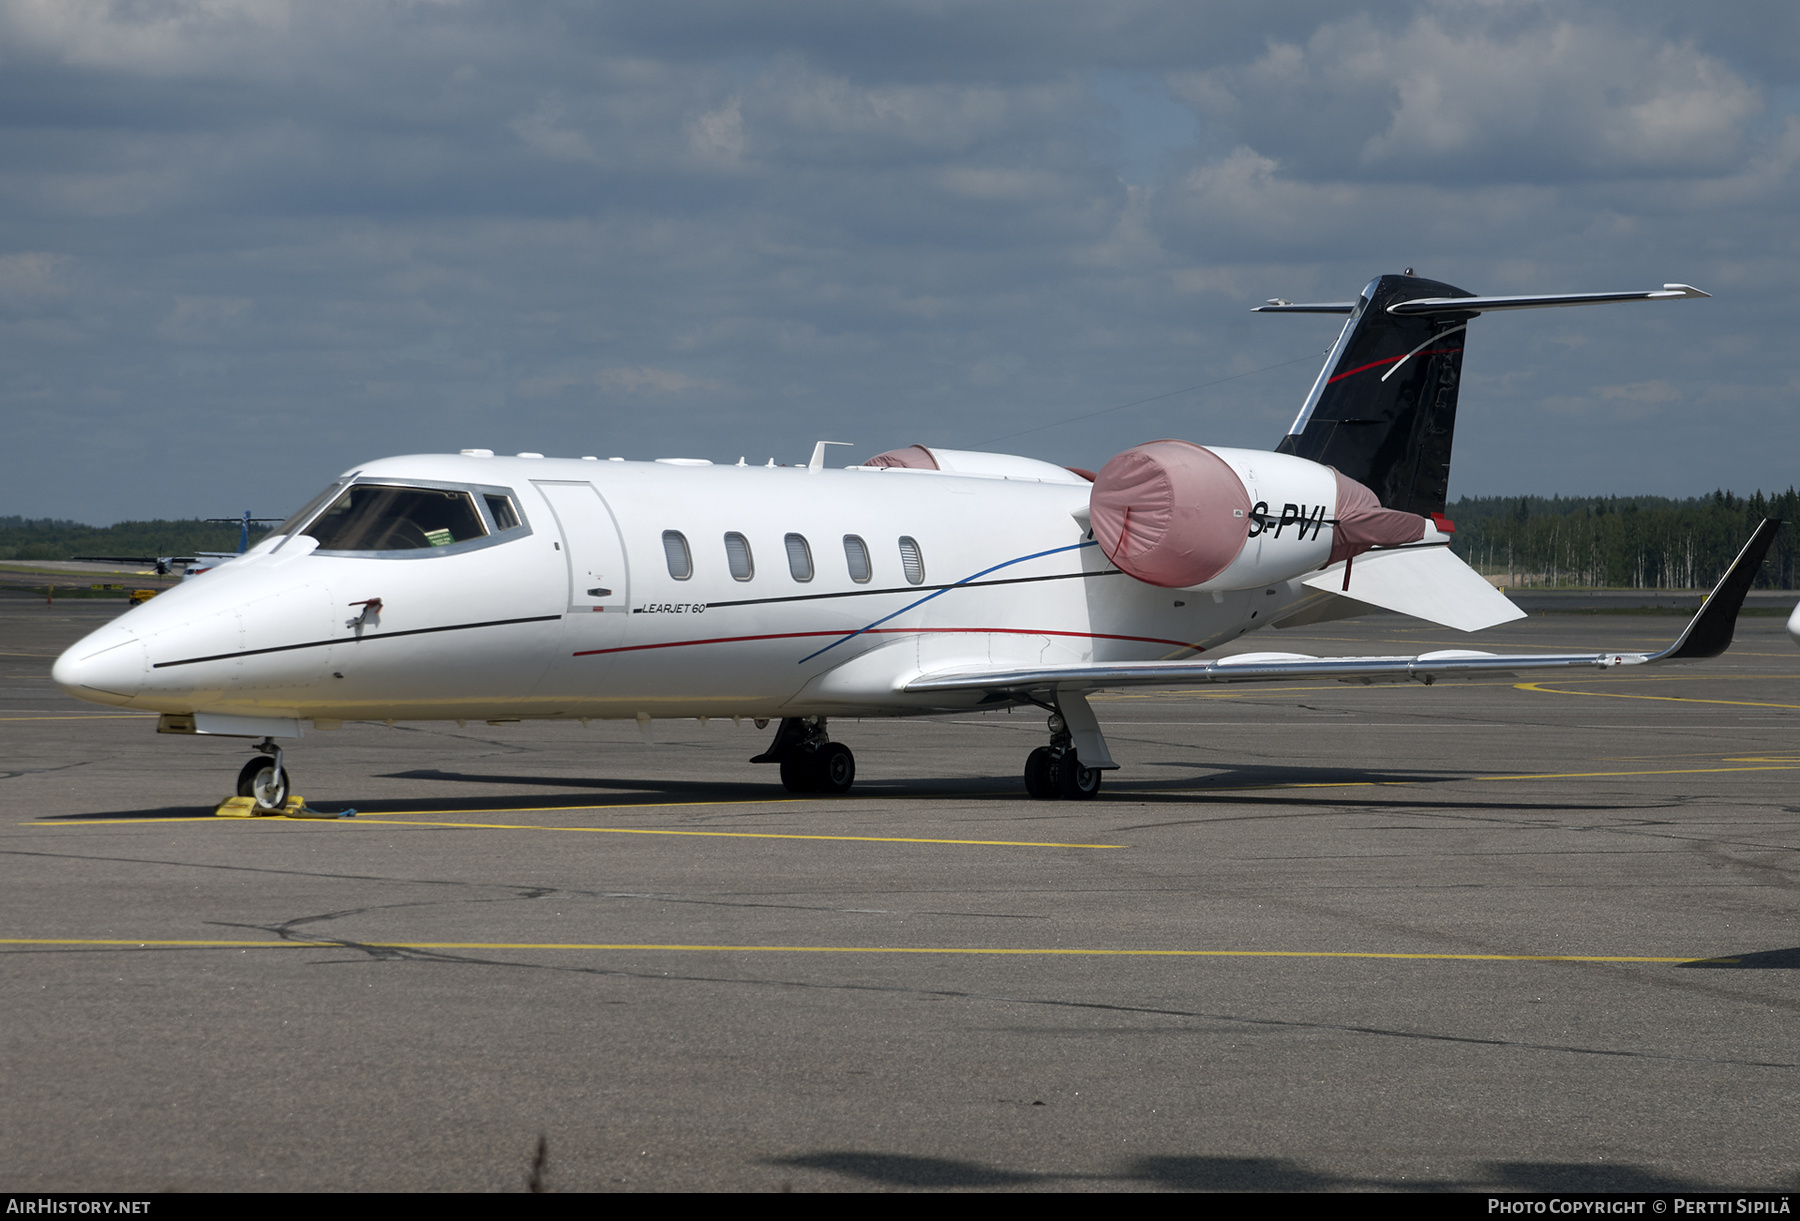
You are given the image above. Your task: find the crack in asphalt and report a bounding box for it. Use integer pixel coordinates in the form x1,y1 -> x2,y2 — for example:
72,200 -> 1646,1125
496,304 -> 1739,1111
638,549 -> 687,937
0,761 -> 93,782
0,849 -> 1053,921
149,929 -> 1800,1071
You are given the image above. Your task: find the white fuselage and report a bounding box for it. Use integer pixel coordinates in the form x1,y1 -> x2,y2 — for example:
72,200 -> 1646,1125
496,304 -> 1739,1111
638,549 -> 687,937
52,449 -> 1345,727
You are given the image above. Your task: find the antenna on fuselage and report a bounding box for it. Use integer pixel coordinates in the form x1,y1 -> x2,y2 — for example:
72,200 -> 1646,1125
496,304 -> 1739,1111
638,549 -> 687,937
808,441 -> 855,472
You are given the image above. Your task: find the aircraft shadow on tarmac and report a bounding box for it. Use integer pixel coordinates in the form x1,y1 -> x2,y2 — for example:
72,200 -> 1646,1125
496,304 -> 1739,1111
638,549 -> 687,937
376,767 -> 998,799
32,757 -> 1656,819
374,762 -> 1454,793
363,762 -> 1641,815
1677,946 -> 1800,970
767,1151 -> 1715,1192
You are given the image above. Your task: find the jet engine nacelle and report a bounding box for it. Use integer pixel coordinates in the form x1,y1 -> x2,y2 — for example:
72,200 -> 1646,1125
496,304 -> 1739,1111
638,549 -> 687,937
1089,441 -> 1429,591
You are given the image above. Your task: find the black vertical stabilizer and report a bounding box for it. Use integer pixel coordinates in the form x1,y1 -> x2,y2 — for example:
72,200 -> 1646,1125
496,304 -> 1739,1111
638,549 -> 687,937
1271,273 -> 1478,516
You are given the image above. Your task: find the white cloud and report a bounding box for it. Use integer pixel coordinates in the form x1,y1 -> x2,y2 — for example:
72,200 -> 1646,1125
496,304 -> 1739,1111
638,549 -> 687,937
688,97 -> 745,164
597,365 -> 721,395
518,365 -> 726,399
511,98 -> 602,165
158,295 -> 253,343
1,0 -> 294,73
0,251 -> 69,305
1171,6 -> 1761,183
2,2 -> 1798,521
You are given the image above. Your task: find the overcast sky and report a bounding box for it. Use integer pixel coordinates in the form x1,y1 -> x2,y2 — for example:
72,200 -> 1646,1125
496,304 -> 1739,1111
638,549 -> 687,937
4,0 -> 1797,524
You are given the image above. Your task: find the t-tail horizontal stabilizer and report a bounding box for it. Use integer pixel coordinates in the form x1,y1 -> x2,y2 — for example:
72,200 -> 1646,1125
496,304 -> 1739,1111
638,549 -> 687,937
902,521 -> 1780,697
1263,273 -> 1709,519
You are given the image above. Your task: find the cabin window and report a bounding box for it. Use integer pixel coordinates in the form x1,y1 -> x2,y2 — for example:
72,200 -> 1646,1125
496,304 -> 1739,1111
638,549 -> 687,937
784,533 -> 814,582
663,530 -> 693,580
485,494 -> 521,532
305,485 -> 487,552
898,536 -> 925,584
724,532 -> 754,581
843,535 -> 872,583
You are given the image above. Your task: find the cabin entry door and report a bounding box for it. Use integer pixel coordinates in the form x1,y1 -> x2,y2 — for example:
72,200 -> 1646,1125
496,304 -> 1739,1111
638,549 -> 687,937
532,480 -> 632,701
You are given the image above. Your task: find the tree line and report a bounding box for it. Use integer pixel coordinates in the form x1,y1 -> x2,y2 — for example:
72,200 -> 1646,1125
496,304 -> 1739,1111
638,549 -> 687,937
4,493 -> 1796,589
1443,490 -> 1799,590
0,517 -> 267,563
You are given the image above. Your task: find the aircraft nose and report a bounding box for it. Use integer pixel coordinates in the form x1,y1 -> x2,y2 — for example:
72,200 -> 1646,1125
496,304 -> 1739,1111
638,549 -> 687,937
53,629 -> 148,706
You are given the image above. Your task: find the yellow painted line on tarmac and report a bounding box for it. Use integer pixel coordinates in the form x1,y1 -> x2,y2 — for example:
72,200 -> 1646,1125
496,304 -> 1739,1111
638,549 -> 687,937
1515,680 -> 1800,711
1156,780 -> 1392,795
29,762 -> 1799,827
23,809 -> 1116,849
344,816 -> 1116,849
1483,764 -> 1800,781
1098,671 -> 1800,703
23,817 -> 234,825
0,937 -> 1719,963
1526,673 -> 1800,685
25,794 -> 818,825
1153,761 -> 1800,796
1094,690 -> 1247,700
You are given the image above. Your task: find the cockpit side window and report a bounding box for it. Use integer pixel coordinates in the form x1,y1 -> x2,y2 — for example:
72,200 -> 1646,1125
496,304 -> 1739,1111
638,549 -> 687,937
306,486 -> 488,553
485,494 -> 521,532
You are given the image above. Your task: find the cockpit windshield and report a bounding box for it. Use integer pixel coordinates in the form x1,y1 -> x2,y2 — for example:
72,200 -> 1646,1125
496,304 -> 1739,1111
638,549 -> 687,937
273,482 -> 346,539
305,485 -> 489,552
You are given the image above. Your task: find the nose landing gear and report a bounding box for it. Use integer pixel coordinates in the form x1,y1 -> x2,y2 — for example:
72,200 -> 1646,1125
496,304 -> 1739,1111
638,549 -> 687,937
752,716 -> 857,794
1022,712 -> 1102,801
236,738 -> 289,812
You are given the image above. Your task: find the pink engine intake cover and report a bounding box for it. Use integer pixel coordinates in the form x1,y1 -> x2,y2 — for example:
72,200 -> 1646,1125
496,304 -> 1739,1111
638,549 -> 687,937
863,445 -> 938,469
1090,440 -> 1253,587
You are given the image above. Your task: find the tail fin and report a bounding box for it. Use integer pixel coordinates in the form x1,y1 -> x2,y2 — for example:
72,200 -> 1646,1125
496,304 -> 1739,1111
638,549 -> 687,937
1269,273 -> 1475,517
1260,274 -> 1709,516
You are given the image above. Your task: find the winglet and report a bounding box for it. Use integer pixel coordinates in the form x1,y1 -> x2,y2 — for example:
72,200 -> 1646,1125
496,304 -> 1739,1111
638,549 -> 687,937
1656,519 -> 1781,661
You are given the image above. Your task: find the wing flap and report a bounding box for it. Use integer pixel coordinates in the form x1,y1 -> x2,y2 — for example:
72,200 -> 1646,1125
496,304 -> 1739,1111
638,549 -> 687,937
902,648 -> 1632,695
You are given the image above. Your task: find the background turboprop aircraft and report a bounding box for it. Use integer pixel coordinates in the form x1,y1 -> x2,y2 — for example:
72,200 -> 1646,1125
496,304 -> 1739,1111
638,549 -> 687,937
70,512 -> 283,578
51,271 -> 1777,811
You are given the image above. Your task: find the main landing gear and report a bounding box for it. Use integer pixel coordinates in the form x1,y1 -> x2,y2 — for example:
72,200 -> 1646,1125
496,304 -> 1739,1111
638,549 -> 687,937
752,716 -> 856,794
1022,711 -> 1102,801
236,738 -> 290,811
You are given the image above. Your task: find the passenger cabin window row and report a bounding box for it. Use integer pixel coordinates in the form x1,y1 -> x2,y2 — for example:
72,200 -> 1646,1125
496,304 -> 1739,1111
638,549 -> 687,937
659,531 -> 925,586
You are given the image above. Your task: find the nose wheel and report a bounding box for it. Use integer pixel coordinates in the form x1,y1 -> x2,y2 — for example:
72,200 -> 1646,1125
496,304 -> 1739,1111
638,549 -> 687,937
1022,714 -> 1101,801
236,740 -> 290,811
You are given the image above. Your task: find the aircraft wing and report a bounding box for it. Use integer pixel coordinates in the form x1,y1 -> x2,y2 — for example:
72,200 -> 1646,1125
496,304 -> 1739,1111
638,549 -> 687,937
904,520 -> 1780,697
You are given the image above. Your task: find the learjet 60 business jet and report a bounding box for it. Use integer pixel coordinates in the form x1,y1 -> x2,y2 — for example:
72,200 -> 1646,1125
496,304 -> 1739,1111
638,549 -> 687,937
53,272 -> 1778,810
